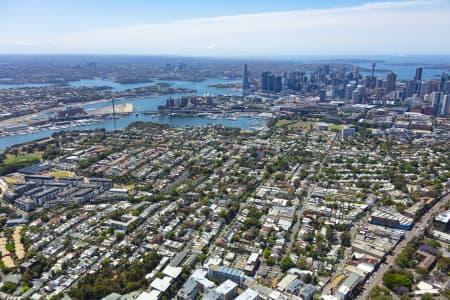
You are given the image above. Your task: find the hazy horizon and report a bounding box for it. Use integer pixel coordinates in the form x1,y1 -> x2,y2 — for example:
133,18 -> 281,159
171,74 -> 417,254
0,53 -> 449,63
1,0 -> 450,56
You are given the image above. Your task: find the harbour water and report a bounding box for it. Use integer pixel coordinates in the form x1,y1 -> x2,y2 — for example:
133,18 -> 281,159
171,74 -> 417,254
0,82 -> 52,89
0,78 -> 266,150
0,57 -> 448,149
356,63 -> 448,80
350,56 -> 450,80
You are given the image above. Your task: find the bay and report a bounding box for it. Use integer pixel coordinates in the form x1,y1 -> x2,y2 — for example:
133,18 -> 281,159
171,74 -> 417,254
0,78 -> 265,150
0,82 -> 51,89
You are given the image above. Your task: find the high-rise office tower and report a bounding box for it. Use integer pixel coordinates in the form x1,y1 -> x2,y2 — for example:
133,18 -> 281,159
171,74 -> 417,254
261,71 -> 271,90
415,67 -> 423,81
415,67 -> 423,95
431,92 -> 443,116
416,81 -> 423,95
354,85 -> 366,103
267,74 -> 275,91
274,75 -> 282,93
243,64 -> 250,90
440,72 -> 448,92
364,76 -> 372,88
311,72 -> 317,85
386,72 -> 397,93
376,78 -> 384,89
290,71 -> 306,91
420,81 -> 431,100
441,95 -> 449,116
319,89 -> 326,101
281,73 -> 288,90
444,81 -> 450,95
345,84 -> 355,100
406,80 -> 415,97
353,66 -> 360,79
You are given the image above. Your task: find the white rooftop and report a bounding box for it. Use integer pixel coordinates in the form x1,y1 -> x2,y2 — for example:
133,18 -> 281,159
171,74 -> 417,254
435,210 -> 450,223
417,281 -> 433,291
277,274 -> 298,291
162,265 -> 182,279
247,253 -> 259,265
215,279 -> 237,295
357,262 -> 375,274
136,290 -> 161,300
321,296 -> 339,300
235,288 -> 260,300
150,276 -> 172,292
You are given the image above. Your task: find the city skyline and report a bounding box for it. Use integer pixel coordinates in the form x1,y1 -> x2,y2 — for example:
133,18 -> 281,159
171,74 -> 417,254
1,0 -> 450,56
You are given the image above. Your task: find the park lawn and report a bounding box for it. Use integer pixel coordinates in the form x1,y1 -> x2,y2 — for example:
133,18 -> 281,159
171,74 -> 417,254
275,119 -> 295,127
47,170 -> 76,179
329,124 -> 344,131
0,152 -> 42,176
288,121 -> 314,129
3,153 -> 42,166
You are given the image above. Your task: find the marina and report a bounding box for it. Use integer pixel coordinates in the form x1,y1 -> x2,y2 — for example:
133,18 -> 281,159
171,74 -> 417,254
0,78 -> 265,149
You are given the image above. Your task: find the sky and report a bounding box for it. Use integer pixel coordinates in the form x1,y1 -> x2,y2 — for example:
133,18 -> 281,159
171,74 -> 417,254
1,0 -> 450,57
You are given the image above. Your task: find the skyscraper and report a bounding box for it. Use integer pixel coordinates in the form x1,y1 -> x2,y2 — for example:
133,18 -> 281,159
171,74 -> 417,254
415,67 -> 423,95
431,91 -> 443,116
287,71 -> 300,91
353,66 -> 360,79
420,81 -> 430,100
261,71 -> 282,93
261,71 -> 271,91
386,72 -> 397,93
345,84 -> 355,100
415,67 -> 423,81
440,72 -> 448,92
406,80 -> 416,97
441,95 -> 449,116
273,75 -> 282,93
267,74 -> 275,91
243,64 -> 250,90
319,89 -> 326,101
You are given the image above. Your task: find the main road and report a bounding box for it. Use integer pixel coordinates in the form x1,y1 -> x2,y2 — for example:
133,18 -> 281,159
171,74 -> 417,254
358,192 -> 450,299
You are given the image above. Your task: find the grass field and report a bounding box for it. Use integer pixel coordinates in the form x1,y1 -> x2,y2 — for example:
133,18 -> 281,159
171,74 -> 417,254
288,121 -> 314,129
4,153 -> 41,166
113,183 -> 135,191
47,170 -> 76,179
275,119 -> 294,127
275,119 -> 315,129
0,153 -> 42,176
329,124 -> 344,131
277,121 -> 343,131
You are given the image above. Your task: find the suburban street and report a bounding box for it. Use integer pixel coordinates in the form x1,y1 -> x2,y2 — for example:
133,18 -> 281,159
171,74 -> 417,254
287,132 -> 340,253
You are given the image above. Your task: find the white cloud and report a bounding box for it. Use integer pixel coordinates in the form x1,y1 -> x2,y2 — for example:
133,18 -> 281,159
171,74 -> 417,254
1,0 -> 449,55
